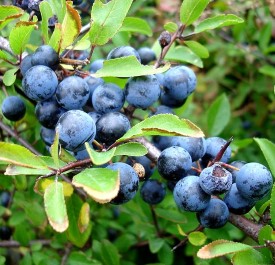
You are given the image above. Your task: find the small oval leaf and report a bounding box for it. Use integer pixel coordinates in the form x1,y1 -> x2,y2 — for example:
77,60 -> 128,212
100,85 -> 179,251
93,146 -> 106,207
72,168 -> 120,203
117,114 -> 204,142
180,0 -> 210,26
207,93 -> 231,136
120,17 -> 152,36
85,143 -> 116,165
184,40 -> 209,58
9,21 -> 36,55
44,182 -> 69,232
195,14 -> 244,33
94,56 -> 170,78
188,231 -> 207,246
114,142 -> 147,157
35,179 -> 73,197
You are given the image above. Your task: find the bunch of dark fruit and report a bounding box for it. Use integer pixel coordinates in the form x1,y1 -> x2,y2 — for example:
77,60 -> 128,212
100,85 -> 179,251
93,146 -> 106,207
167,137 -> 273,228
1,41 -> 273,220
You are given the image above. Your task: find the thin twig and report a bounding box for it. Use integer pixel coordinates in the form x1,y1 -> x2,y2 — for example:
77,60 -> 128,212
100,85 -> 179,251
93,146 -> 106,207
0,119 -> 41,155
150,205 -> 161,237
0,239 -> 51,248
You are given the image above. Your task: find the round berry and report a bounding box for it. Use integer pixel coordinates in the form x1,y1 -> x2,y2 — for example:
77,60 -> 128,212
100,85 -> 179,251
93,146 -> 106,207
235,162 -> 273,201
92,83 -> 125,114
125,75 -> 160,109
31,45 -> 59,70
137,47 -> 156,65
56,110 -> 96,151
140,179 -> 166,205
107,162 -> 139,205
173,175 -> 210,212
199,163 -> 232,195
197,198 -> 229,229
35,97 -> 66,128
1,96 -> 26,121
22,65 -> 58,102
224,183 -> 255,215
96,112 -> 130,146
157,146 -> 192,181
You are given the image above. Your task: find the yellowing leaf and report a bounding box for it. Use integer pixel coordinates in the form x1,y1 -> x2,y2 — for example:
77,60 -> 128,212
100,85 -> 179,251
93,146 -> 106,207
44,182 -> 69,232
34,178 -> 73,197
78,202 -> 90,233
72,168 -> 119,204
60,3 -> 81,50
197,240 -> 252,259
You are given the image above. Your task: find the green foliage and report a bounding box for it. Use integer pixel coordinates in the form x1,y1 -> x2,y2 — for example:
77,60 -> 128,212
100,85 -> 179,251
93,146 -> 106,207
94,56 -> 170,77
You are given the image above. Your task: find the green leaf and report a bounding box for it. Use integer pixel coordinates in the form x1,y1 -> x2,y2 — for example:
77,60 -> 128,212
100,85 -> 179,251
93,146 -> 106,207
100,239 -> 120,265
119,17 -> 152,36
166,46 -> 203,68
207,93 -> 231,136
157,242 -> 174,265
117,114 -> 204,142
0,142 -> 47,169
13,175 -> 27,190
259,65 -> 275,78
49,23 -> 62,52
89,0 -> 133,46
164,22 -> 178,33
72,168 -> 120,203
149,238 -> 165,253
254,138 -> 275,178
40,1 -> 53,43
78,202 -> 90,233
197,239 -> 253,259
195,14 -> 244,33
66,194 -> 92,248
3,68 -> 18,86
270,185 -> 275,228
60,3 -> 81,50
184,40 -> 209,58
180,0 -> 210,26
259,22 -> 272,51
0,5 -> 24,30
231,249 -> 265,265
9,21 -> 36,55
44,181 -> 69,232
258,225 -> 273,245
94,56 -> 170,78
50,132 -> 60,168
5,165 -> 51,175
0,256 -> 5,265
85,142 -> 116,165
188,231 -> 207,246
114,142 -> 147,157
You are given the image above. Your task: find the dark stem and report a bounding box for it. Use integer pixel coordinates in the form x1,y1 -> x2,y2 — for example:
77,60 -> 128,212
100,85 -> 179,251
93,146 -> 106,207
172,225 -> 204,251
0,119 -> 41,156
150,205 -> 161,237
209,136 -> 234,166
